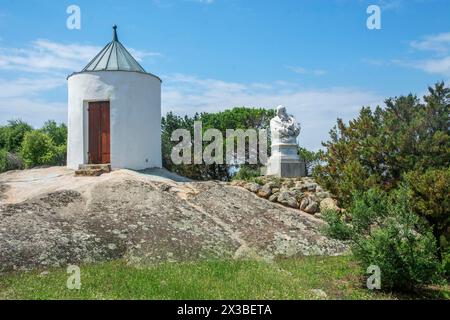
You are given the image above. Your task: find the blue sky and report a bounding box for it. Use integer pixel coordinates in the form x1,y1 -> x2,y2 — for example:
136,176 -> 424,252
0,0 -> 449,150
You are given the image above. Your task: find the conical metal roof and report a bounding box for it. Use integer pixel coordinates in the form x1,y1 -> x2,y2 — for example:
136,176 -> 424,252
81,25 -> 146,73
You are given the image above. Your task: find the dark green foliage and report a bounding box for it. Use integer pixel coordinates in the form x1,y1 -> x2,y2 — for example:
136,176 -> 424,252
298,147 -> 323,176
321,209 -> 352,240
314,82 -> 450,206
41,120 -> 67,146
40,121 -> 67,166
0,120 -> 68,172
0,149 -> 7,172
354,189 -> 443,291
403,168 -> 450,263
161,111 -> 194,171
315,82 -> 450,267
20,131 -> 58,168
443,249 -> 450,278
0,120 -> 33,153
232,166 -> 261,181
348,188 -> 390,235
0,120 -> 33,172
0,149 -> 24,172
162,107 -> 275,181
323,188 -> 444,291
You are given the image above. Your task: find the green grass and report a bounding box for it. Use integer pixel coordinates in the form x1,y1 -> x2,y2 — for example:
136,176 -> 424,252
0,256 -> 448,300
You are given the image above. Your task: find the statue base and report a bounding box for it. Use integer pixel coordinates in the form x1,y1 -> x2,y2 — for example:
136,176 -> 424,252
263,143 -> 306,177
264,158 -> 306,178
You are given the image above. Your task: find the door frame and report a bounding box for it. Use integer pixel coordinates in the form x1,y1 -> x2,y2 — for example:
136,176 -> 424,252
86,100 -> 111,165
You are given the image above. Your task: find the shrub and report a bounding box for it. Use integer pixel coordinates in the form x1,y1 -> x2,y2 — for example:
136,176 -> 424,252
0,149 -> 7,172
324,188 -> 444,291
232,165 -> 261,181
347,188 -> 390,234
0,149 -> 24,173
443,249 -> 450,279
353,219 -> 442,291
321,209 -> 352,240
20,131 -> 57,168
298,147 -> 322,176
0,120 -> 33,152
162,107 -> 275,181
354,189 -> 443,290
41,120 -> 67,146
314,82 -> 449,207
315,82 -> 449,271
52,144 -> 67,166
403,168 -> 450,260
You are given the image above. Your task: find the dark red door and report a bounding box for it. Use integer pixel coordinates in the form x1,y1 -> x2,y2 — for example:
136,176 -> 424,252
88,101 -> 110,164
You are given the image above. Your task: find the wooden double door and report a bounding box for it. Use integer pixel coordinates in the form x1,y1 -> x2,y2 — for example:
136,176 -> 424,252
88,101 -> 110,164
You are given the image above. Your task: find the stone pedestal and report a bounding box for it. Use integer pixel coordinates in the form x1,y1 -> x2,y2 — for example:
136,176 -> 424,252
265,142 -> 306,177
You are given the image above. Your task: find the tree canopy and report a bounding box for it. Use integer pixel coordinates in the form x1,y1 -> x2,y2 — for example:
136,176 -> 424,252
315,82 -> 450,263
162,107 -> 275,181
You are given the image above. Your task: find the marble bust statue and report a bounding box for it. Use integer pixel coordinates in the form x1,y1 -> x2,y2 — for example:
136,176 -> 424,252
265,105 -> 305,177
270,105 -> 301,144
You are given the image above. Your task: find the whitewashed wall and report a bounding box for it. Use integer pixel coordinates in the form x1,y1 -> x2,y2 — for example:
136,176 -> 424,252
67,71 -> 162,170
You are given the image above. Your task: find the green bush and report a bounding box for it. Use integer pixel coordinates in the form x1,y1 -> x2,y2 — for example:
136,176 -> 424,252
315,82 -> 449,274
314,82 -> 449,207
20,131 -> 58,168
443,249 -> 450,279
403,168 -> 450,260
321,209 -> 352,240
41,120 -> 67,146
53,144 -> 67,166
324,188 -> 444,291
232,165 -> 261,181
0,149 -> 24,173
162,107 -> 275,181
347,188 -> 390,234
0,120 -> 33,152
298,147 -> 323,176
354,220 -> 442,291
0,149 -> 7,172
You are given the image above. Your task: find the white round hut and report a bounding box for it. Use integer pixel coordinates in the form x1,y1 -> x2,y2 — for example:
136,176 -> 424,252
67,26 -> 162,171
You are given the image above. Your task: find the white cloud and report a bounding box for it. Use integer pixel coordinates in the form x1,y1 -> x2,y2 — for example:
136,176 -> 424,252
0,72 -> 383,150
153,0 -> 214,7
410,32 -> 450,55
378,0 -> 403,10
0,98 -> 67,127
0,77 -> 64,98
286,66 -> 327,76
0,77 -> 67,126
162,74 -> 383,150
408,32 -> 450,77
416,56 -> 450,76
0,40 -> 99,73
336,0 -> 404,11
0,38 -> 381,150
377,56 -> 450,78
364,32 -> 450,77
361,58 -> 392,66
190,0 -> 215,4
128,48 -> 163,60
0,39 -> 162,73
0,39 -> 162,127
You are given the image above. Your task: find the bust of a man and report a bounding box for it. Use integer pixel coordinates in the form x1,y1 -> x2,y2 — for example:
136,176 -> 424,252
270,105 -> 300,144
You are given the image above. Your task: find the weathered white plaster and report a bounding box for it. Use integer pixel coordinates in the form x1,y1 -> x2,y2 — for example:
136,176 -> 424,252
67,71 -> 162,170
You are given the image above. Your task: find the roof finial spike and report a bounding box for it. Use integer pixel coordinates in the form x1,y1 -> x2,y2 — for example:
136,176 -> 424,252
112,25 -> 118,42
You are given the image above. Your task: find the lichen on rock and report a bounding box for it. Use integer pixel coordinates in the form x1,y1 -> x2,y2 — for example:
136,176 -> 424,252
0,168 -> 348,272
232,176 -> 342,217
